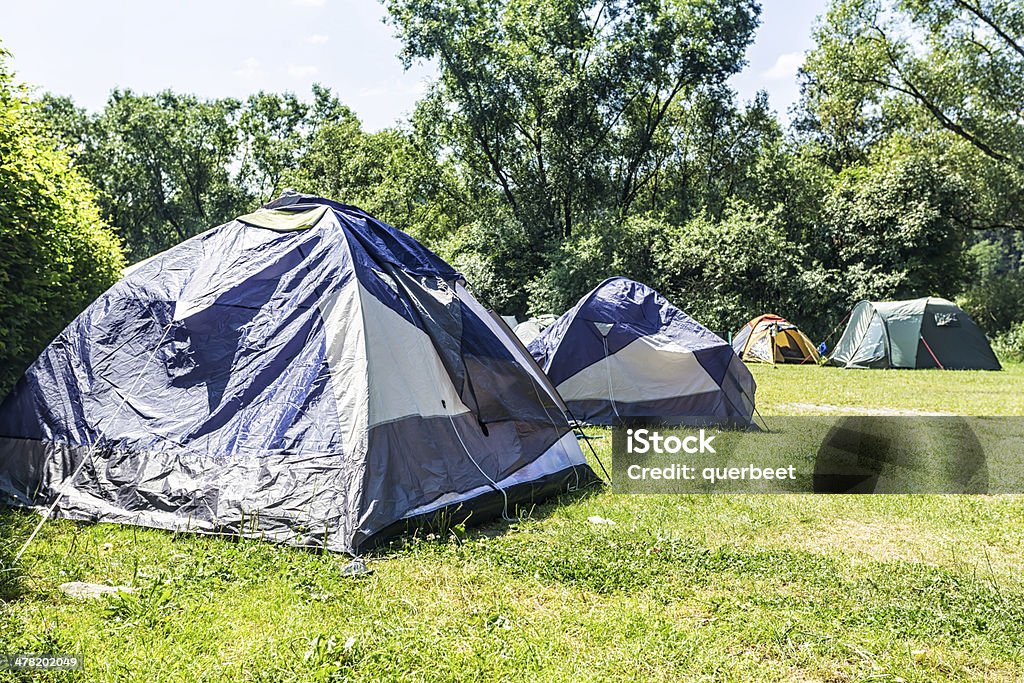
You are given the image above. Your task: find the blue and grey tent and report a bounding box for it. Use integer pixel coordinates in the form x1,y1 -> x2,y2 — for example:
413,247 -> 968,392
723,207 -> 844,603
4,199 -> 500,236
0,193 -> 595,554
528,278 -> 756,426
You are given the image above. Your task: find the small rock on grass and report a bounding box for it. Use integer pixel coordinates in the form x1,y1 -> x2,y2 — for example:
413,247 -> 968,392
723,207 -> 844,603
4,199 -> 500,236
59,582 -> 132,599
587,515 -> 616,525
340,559 -> 372,577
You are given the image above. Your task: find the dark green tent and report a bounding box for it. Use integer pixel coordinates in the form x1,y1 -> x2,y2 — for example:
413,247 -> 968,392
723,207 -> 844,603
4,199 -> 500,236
826,297 -> 1000,370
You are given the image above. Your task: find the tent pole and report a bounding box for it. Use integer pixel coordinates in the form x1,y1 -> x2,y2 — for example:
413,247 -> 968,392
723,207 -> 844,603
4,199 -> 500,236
564,407 -> 611,483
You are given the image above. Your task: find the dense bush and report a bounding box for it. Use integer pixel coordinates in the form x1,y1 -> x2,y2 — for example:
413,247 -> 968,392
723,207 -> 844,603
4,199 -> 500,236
0,50 -> 124,396
655,204 -> 810,334
525,204 -> 822,337
440,211 -> 539,316
818,153 -> 972,300
993,322 -> 1024,364
957,240 -> 1024,337
525,214 -> 669,316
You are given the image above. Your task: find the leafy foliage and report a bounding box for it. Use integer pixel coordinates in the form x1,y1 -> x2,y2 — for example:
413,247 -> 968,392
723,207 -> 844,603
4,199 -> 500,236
287,110 -> 472,245
799,0 -> 1024,228
0,49 -> 124,396
993,320 -> 1024,363
818,150 -> 972,299
5,0 -> 1024,359
958,237 -> 1024,334
386,0 -> 762,313
38,87 -> 356,260
656,205 -> 809,333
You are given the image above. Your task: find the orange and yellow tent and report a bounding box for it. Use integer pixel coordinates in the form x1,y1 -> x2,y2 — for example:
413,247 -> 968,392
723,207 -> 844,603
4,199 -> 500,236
732,314 -> 820,364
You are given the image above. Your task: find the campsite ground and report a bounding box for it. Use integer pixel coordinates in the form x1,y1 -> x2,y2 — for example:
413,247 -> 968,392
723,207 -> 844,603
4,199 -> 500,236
2,364 -> 1023,682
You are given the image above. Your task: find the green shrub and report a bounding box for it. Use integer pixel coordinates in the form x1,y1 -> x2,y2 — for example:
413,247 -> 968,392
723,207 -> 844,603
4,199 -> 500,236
992,321 -> 1024,364
655,203 -> 808,334
957,240 -> 1024,336
525,214 -> 668,316
819,153 -> 972,299
0,48 -> 125,396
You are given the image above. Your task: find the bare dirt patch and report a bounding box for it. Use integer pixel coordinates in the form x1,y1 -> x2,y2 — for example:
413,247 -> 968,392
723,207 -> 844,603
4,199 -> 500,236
777,403 -> 956,416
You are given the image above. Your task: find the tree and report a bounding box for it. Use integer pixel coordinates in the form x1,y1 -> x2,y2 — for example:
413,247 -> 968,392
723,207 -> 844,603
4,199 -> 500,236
655,203 -> 808,332
799,0 -> 1024,228
0,48 -> 125,395
238,85 -> 353,203
819,150 -> 973,300
39,90 -> 252,260
288,104 -> 473,245
386,0 -> 760,242
644,90 -> 802,226
85,90 -> 250,258
39,86 -> 375,261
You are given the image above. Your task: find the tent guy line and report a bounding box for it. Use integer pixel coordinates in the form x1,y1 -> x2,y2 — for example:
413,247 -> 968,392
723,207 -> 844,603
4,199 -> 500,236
13,320 -> 176,566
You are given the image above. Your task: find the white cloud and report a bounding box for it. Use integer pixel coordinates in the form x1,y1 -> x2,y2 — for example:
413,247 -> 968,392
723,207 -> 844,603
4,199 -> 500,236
307,34 -> 329,45
358,85 -> 388,98
234,57 -> 263,81
761,52 -> 804,82
287,64 -> 319,78
291,0 -> 326,6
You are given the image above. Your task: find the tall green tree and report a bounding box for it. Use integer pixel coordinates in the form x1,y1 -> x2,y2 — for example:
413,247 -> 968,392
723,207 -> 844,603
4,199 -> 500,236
0,48 -> 124,395
238,85 -> 354,202
82,90 -> 249,258
289,104 -> 473,245
387,0 -> 760,241
799,0 -> 1024,229
818,149 -> 973,300
40,86 -> 366,261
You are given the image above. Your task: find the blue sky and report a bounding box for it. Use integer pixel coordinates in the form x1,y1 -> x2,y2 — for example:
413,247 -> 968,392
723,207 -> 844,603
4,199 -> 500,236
1,0 -> 825,131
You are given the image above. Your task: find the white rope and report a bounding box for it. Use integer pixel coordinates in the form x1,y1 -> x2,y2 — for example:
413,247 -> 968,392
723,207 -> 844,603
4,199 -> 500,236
601,335 -> 621,420
445,410 -> 515,522
13,320 -> 175,566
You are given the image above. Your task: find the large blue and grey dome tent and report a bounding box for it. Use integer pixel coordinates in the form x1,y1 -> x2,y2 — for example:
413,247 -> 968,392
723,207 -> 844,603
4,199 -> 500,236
0,194 -> 595,554
528,278 -> 756,426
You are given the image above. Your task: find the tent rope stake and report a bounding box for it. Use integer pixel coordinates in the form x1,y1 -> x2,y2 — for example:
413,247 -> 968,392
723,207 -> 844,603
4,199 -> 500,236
13,320 -> 175,567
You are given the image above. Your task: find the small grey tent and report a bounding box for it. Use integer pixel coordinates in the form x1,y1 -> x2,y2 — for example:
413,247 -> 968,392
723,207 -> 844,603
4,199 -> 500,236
826,297 -> 1000,370
514,315 -> 557,346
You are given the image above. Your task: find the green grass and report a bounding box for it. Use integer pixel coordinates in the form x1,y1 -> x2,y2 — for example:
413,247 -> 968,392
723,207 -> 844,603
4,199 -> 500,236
1,363 -> 1023,682
750,361 -> 1024,416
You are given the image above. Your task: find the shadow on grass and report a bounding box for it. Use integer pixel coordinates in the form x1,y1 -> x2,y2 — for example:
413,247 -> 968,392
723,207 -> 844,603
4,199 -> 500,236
364,479 -> 607,559
0,506 -> 36,600
0,478 -> 607,570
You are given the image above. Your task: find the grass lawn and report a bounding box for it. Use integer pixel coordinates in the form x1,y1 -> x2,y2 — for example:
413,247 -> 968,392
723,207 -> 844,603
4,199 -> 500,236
1,363 -> 1022,681
750,362 -> 1024,416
